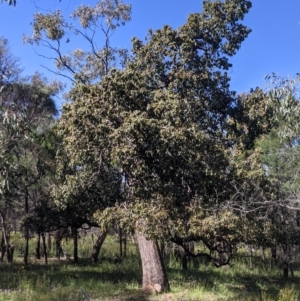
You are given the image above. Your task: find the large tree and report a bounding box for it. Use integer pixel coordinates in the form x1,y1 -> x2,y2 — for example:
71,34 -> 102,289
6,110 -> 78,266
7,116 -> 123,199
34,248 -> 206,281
56,0 -> 252,291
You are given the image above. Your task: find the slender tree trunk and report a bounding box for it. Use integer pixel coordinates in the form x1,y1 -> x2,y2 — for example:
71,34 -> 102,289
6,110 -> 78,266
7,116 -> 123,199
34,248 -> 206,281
271,246 -> 277,260
72,227 -> 78,263
24,188 -> 29,265
0,233 -> 13,262
119,227 -> 123,258
0,233 -> 5,261
24,227 -> 29,265
124,233 -> 127,258
270,246 -> 277,269
136,232 -> 169,293
6,244 -> 14,263
35,233 -> 41,259
90,231 -> 107,264
247,245 -> 253,270
188,241 -> 194,253
0,212 -> 13,263
261,247 -> 266,269
283,260 -> 289,278
47,232 -> 51,254
178,244 -> 188,270
181,247 -> 188,270
54,229 -> 64,259
282,245 -> 289,279
41,232 -> 48,265
290,260 -> 294,278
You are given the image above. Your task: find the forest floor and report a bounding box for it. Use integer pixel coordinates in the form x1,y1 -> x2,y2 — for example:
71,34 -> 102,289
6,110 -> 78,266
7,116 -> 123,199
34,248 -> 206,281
0,255 -> 299,301
0,235 -> 299,301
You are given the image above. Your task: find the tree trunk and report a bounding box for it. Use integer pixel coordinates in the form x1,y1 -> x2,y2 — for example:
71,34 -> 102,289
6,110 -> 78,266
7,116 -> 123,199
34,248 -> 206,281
72,227 -> 78,263
282,245 -> 289,279
181,247 -> 188,270
47,232 -> 52,254
35,233 -> 41,259
24,227 -> 29,265
24,188 -> 29,265
123,233 -> 127,258
247,245 -> 253,270
261,247 -> 266,269
90,231 -> 107,264
136,232 -> 169,293
0,213 -> 13,263
6,244 -> 14,263
0,233 -> 5,261
119,227 -> 123,258
54,229 -> 64,259
271,246 -> 277,260
41,232 -> 48,265
283,260 -> 289,278
282,245 -> 293,279
270,246 -> 277,269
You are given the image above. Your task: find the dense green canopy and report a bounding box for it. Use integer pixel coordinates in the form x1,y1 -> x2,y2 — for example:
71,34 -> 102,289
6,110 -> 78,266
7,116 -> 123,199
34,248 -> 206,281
56,0 -> 252,242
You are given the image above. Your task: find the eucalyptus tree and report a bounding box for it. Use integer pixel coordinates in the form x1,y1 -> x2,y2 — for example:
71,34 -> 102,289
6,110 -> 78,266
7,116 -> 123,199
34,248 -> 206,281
0,37 -> 61,262
0,38 -> 23,261
56,0 -> 252,291
24,0 -> 131,84
255,76 -> 300,277
226,76 -> 300,276
23,0 -> 132,263
1,75 -> 60,264
0,38 -> 22,260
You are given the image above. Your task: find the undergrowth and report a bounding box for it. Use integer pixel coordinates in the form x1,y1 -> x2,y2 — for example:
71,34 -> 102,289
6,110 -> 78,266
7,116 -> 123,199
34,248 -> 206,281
0,235 -> 299,301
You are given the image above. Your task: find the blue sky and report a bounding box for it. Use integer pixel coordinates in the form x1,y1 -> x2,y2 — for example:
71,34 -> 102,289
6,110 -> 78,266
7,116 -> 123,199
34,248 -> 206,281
0,0 -> 300,108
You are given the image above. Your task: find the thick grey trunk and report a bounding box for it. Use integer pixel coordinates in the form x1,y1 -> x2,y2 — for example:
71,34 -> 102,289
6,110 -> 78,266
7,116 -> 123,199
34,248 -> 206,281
136,232 -> 169,293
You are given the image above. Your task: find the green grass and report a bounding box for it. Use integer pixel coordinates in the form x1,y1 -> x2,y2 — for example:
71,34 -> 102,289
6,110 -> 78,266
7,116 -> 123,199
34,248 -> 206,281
0,235 -> 300,300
